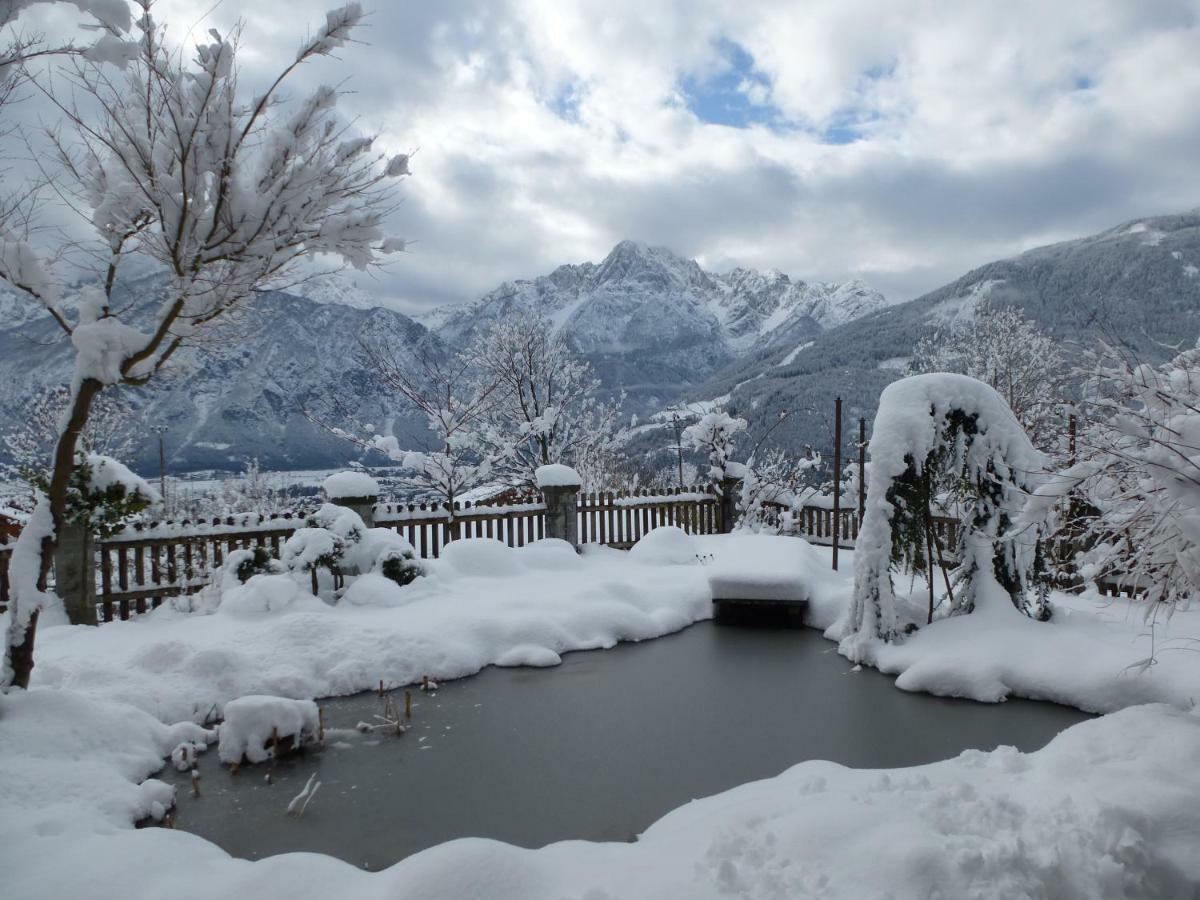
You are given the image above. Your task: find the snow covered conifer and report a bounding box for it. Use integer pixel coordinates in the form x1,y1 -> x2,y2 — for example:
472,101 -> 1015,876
1,2 -> 412,688
836,374 -> 1048,660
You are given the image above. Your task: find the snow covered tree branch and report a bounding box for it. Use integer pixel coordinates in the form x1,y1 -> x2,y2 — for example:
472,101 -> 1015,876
345,336 -> 505,511
1023,340 -> 1200,609
907,300 -> 1066,455
466,313 -> 625,490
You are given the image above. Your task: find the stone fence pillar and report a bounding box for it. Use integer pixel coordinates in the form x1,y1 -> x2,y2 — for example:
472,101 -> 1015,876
323,471 -> 380,527
55,520 -> 96,625
536,464 -> 582,549
718,474 -> 743,534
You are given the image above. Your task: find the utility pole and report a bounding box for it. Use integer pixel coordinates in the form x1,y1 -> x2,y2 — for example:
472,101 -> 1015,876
152,425 -> 168,515
670,414 -> 684,488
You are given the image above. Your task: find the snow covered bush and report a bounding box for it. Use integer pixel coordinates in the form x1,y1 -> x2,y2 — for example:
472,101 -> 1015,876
682,409 -> 747,491
40,452 -> 157,537
837,374 -> 1049,657
737,447 -> 823,533
281,504 -> 421,592
1026,341 -> 1200,608
230,547 -> 284,584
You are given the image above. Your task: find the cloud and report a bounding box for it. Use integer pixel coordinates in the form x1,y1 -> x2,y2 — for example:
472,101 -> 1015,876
12,0 -> 1200,313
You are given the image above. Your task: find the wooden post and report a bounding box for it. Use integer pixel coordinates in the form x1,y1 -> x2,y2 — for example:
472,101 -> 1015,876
832,396 -> 842,571
1068,413 -> 1077,467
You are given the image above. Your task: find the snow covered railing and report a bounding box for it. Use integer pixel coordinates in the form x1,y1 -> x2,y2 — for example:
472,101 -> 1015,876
96,513 -> 311,621
374,497 -> 547,558
577,486 -> 721,548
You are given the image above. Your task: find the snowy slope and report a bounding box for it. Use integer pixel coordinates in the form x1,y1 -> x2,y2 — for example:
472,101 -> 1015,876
677,208 -> 1200,462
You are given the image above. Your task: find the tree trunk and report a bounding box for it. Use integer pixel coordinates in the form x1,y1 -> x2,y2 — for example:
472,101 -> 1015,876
5,377 -> 102,689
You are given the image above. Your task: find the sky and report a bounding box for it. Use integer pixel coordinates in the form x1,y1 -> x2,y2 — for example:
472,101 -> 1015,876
14,0 -> 1200,315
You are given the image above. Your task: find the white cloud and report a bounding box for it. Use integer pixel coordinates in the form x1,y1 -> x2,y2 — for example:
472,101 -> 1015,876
11,0 -> 1200,312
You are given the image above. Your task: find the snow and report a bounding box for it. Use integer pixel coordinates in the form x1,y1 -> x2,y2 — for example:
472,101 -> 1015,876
217,695 -> 320,765
322,470 -> 379,499
27,538 -> 713,721
2,686 -> 1199,897
3,532 -> 1200,896
627,525 -> 699,565
776,340 -> 814,367
534,463 -> 581,489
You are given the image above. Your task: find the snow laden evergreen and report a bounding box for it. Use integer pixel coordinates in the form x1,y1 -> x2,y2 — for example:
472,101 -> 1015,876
1,2 -> 412,689
1023,341 -> 1200,609
835,374 -> 1048,659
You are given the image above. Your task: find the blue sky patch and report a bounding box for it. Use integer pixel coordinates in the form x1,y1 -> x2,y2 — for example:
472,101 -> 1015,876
681,39 -> 779,128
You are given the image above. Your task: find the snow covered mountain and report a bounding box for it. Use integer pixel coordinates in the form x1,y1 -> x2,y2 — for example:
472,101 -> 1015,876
0,275 -> 436,474
676,208 -> 1200,463
423,241 -> 888,408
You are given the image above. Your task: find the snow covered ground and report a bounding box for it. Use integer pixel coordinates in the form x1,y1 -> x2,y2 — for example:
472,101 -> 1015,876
3,530 -> 1200,898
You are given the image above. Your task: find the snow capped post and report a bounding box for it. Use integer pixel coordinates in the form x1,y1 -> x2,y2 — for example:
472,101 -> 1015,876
537,464 -> 582,549
323,472 -> 380,528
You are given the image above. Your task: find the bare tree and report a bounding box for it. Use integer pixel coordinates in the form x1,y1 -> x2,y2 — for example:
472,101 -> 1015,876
346,335 -> 504,510
467,313 -> 624,489
1,1 -> 411,688
907,300 -> 1065,451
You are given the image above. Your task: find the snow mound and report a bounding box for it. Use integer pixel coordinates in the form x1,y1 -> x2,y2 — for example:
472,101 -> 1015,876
323,470 -> 379,499
535,463 -> 581,488
340,572 -> 413,608
218,695 -> 320,765
438,538 -> 523,577
218,574 -> 328,616
630,526 -> 699,565
494,644 -> 563,667
518,538 -> 582,570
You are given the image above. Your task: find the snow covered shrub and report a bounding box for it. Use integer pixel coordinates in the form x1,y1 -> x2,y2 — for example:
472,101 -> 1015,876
682,410 -> 747,490
231,546 -> 283,584
281,527 -> 343,578
1025,341 -> 1200,608
32,452 -> 157,537
838,374 -> 1049,656
738,447 -> 823,533
355,527 -> 422,586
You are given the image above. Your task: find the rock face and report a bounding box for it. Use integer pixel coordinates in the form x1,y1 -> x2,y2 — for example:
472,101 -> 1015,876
678,209 -> 1200,460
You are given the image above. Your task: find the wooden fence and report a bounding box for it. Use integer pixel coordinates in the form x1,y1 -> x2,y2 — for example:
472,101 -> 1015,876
0,491 -> 1145,621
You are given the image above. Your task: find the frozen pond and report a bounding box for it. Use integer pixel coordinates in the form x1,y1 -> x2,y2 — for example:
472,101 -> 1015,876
161,622 -> 1091,870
